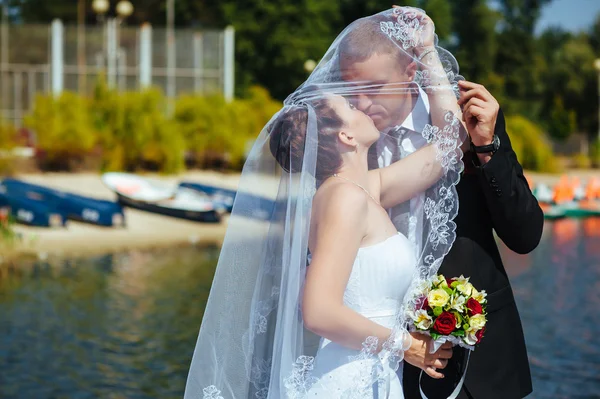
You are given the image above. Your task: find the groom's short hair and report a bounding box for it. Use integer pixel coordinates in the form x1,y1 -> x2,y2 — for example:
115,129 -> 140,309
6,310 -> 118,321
338,17 -> 413,68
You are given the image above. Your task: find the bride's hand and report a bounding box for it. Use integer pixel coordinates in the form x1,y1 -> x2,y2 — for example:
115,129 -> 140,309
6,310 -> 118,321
404,332 -> 453,379
391,5 -> 436,49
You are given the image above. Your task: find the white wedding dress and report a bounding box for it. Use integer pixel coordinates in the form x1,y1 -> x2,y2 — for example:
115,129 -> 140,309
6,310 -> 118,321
305,232 -> 417,398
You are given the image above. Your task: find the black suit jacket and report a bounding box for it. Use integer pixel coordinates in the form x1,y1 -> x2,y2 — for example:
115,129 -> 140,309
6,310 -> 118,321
402,109 -> 544,399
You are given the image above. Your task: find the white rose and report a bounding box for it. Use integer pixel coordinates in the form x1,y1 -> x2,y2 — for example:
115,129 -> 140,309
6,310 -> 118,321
463,330 -> 478,346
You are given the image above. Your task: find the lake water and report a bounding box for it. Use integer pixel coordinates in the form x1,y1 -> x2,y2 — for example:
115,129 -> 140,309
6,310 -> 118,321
1,219 -> 599,398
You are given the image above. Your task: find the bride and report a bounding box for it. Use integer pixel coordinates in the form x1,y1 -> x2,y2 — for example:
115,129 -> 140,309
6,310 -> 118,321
185,7 -> 467,399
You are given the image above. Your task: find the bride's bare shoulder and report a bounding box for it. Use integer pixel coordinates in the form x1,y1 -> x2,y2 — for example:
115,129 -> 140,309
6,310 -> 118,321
312,180 -> 369,217
309,180 -> 369,249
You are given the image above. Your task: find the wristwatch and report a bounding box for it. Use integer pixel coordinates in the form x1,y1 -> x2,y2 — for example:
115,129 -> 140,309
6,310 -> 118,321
470,134 -> 500,154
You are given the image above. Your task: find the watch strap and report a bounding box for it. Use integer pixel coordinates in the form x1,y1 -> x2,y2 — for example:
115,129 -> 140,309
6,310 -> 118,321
471,134 -> 499,154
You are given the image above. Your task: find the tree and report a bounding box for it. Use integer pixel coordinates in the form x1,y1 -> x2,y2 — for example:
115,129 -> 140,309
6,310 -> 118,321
539,34 -> 597,137
449,0 -> 499,83
590,13 -> 600,53
549,95 -> 576,141
421,0 -> 453,43
6,0 -> 79,23
494,0 -> 552,102
216,0 -> 341,99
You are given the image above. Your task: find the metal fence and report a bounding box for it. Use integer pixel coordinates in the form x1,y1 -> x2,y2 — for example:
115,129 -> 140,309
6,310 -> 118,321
0,20 -> 235,126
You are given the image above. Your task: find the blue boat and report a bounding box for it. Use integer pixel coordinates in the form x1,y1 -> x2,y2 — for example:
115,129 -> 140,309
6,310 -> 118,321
0,178 -> 125,227
0,190 -> 67,227
179,181 -> 275,221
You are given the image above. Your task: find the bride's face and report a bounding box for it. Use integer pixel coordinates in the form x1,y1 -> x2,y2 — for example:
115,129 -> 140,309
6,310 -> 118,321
326,94 -> 380,148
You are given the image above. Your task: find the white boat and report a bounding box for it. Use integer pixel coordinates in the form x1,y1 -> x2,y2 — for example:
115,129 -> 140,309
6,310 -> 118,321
101,173 -> 221,223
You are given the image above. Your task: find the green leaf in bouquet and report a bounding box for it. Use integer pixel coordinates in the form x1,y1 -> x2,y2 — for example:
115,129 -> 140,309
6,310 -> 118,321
433,307 -> 443,317
463,324 -> 470,330
443,287 -> 453,296
431,332 -> 441,340
451,330 -> 465,337
450,281 -> 460,289
453,311 -> 463,324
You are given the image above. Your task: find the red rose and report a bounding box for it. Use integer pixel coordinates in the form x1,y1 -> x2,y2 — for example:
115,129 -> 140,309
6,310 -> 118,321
432,312 -> 456,335
416,296 -> 431,311
476,326 -> 486,343
466,298 -> 483,316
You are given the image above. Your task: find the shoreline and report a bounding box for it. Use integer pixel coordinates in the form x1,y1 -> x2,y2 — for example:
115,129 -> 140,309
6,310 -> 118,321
2,168 -> 598,259
4,171 -> 241,259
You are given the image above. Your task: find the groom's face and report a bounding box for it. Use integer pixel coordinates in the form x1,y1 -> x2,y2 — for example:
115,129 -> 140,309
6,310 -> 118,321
340,52 -> 416,131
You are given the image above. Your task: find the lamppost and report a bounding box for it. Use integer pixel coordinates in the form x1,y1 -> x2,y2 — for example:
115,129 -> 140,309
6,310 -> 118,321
166,0 -> 175,113
92,0 -> 134,88
77,0 -> 87,93
91,0 -> 109,22
594,58 -> 600,143
92,0 -> 109,69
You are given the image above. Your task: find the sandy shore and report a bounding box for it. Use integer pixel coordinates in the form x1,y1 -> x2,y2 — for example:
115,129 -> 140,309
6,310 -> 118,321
3,168 -> 599,259
6,171 -> 242,258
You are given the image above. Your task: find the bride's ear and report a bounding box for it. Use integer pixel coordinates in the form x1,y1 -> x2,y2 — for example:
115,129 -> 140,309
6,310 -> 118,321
338,130 -> 356,148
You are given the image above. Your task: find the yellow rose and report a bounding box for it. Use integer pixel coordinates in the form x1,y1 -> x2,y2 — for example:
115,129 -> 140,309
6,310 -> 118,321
456,282 -> 474,297
428,288 -> 450,308
469,314 -> 486,330
472,288 -> 487,304
412,309 -> 433,330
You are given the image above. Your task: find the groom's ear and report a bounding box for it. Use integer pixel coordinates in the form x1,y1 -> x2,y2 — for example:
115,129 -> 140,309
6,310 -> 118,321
405,60 -> 417,81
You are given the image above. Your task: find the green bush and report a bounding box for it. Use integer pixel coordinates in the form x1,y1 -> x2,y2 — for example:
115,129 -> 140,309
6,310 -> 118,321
91,86 -> 185,173
571,153 -> 592,169
0,120 -> 18,175
0,213 -> 18,248
25,92 -> 96,170
20,83 -> 281,174
505,114 -> 560,173
591,139 -> 600,168
174,86 -> 281,169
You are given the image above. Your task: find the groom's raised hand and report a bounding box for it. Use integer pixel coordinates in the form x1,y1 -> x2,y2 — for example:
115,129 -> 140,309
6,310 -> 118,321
405,333 -> 453,379
458,80 -> 500,165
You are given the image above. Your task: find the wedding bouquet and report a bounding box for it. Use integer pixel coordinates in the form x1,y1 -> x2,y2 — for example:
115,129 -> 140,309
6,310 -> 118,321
408,274 -> 487,350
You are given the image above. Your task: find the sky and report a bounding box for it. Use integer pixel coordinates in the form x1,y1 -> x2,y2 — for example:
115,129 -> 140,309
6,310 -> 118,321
535,0 -> 600,35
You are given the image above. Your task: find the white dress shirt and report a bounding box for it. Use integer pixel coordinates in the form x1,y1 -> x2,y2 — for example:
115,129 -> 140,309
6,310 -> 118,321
376,86 -> 431,253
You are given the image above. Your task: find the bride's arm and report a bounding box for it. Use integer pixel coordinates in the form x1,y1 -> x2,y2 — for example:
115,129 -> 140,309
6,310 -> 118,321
375,144 -> 443,209
303,184 -> 394,352
375,60 -> 469,209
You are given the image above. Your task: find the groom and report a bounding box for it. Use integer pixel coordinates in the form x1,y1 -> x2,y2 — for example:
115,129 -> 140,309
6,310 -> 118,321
338,10 -> 543,399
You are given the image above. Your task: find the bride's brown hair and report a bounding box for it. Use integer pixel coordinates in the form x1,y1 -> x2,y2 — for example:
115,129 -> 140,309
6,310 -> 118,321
268,96 -> 346,181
